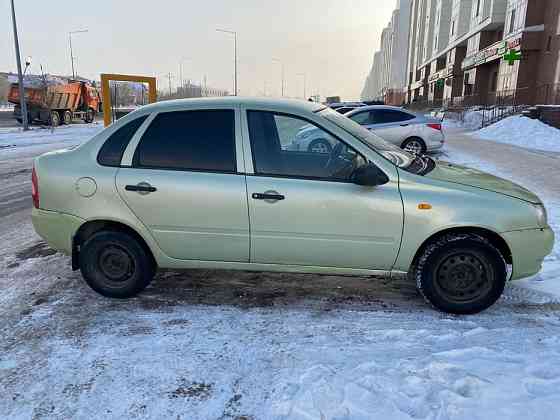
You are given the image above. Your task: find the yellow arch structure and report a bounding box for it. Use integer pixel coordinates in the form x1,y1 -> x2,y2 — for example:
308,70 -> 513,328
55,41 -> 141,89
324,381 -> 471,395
100,73 -> 157,127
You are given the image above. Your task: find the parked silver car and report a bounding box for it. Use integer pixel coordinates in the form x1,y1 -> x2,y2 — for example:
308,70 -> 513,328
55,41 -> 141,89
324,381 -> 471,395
293,105 -> 444,155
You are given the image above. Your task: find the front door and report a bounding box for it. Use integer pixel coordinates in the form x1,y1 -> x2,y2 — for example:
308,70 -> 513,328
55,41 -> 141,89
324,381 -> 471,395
244,110 -> 403,270
116,108 -> 250,262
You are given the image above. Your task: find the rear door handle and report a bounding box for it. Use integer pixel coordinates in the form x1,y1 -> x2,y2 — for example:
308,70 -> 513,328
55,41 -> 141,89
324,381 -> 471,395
125,183 -> 157,194
400,123 -> 409,126
252,192 -> 285,201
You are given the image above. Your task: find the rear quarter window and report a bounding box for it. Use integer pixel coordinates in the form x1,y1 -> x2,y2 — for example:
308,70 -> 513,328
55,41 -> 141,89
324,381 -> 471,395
97,115 -> 149,167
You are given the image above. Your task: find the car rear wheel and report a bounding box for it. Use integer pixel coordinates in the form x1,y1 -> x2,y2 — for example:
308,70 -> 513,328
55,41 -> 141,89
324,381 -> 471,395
414,234 -> 507,314
79,231 -> 155,298
308,139 -> 332,154
402,137 -> 426,155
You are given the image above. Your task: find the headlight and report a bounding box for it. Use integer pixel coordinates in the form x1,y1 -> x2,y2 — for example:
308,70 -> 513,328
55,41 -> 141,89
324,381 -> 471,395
534,204 -> 548,227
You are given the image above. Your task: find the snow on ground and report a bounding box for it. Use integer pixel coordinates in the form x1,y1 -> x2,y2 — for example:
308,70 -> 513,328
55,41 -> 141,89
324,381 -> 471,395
0,123 -> 103,158
470,115 -> 560,153
1,124 -> 560,419
442,135 -> 560,299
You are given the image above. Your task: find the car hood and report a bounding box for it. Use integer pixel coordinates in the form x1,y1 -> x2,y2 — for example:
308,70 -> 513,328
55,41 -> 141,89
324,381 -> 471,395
426,160 -> 541,204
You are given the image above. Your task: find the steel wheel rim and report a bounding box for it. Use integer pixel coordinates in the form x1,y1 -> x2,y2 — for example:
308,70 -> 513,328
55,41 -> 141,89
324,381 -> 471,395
311,142 -> 330,154
404,140 -> 423,155
98,245 -> 135,286
433,251 -> 493,304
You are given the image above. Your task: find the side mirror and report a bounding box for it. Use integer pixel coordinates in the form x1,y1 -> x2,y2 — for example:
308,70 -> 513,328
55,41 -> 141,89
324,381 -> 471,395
352,163 -> 389,186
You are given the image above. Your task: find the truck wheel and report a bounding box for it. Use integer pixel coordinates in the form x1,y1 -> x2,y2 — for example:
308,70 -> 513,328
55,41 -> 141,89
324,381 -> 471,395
63,111 -> 72,125
50,111 -> 60,127
414,234 -> 507,314
85,109 -> 95,123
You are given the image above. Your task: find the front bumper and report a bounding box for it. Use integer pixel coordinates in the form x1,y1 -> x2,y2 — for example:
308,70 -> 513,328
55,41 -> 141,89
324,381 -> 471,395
31,208 -> 84,255
502,227 -> 555,280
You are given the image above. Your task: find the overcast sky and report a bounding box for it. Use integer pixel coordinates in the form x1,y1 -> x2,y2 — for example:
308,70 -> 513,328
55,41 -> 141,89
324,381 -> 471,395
2,0 -> 395,100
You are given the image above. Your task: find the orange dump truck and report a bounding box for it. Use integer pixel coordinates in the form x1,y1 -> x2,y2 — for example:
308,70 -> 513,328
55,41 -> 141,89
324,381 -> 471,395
8,79 -> 101,126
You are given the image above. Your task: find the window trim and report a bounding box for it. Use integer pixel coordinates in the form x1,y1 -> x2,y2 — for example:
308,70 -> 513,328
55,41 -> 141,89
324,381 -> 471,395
245,110 -> 373,184
96,114 -> 150,168
130,108 -> 239,174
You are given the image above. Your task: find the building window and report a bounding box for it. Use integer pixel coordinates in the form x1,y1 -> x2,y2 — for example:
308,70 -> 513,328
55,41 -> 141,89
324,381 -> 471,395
509,9 -> 516,34
451,20 -> 456,36
546,36 -> 552,52
476,0 -> 481,17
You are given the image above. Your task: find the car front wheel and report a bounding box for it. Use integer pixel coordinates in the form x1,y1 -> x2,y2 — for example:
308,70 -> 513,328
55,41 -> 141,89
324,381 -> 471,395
414,234 -> 507,314
79,231 -> 155,298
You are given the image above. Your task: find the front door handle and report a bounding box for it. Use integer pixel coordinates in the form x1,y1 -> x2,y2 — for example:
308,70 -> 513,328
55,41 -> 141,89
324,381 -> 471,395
125,182 -> 157,195
252,192 -> 285,201
400,123 -> 409,127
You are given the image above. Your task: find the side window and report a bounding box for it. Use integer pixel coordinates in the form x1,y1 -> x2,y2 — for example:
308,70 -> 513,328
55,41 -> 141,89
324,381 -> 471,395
133,109 -> 236,172
372,110 -> 415,124
97,115 -> 148,167
349,111 -> 373,125
247,111 -> 366,182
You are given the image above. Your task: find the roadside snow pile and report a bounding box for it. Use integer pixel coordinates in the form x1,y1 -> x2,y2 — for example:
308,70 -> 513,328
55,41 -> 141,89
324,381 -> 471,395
462,110 -> 484,130
473,115 -> 560,153
442,110 -> 484,130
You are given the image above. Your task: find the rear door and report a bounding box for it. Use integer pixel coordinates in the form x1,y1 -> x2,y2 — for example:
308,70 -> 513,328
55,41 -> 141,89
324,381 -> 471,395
115,108 -> 250,262
366,109 -> 415,144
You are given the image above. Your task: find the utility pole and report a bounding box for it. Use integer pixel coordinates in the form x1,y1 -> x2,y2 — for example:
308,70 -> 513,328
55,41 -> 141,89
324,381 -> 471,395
272,59 -> 285,97
10,0 -> 29,130
216,29 -> 238,96
69,30 -> 88,79
297,73 -> 306,99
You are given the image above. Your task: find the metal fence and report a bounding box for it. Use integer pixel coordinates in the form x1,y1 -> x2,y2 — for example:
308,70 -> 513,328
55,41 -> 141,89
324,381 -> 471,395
404,83 -> 560,127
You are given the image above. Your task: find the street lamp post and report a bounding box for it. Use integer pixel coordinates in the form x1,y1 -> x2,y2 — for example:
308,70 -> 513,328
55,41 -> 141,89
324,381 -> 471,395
179,58 -> 191,92
69,29 -> 88,79
10,0 -> 29,130
216,29 -> 237,96
272,59 -> 285,97
297,73 -> 307,99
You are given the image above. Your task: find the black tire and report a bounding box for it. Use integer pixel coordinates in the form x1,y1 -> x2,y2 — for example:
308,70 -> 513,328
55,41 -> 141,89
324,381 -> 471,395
414,234 -> 507,314
79,231 -> 155,298
50,111 -> 60,127
308,139 -> 332,154
85,108 -> 95,123
402,137 -> 427,155
62,110 -> 72,125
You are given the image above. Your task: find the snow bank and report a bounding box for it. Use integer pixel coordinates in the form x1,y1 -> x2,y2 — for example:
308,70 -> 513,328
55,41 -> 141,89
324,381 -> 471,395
473,115 -> 560,153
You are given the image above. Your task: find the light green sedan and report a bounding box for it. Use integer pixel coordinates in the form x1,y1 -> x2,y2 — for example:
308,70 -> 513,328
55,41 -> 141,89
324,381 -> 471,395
31,98 -> 554,314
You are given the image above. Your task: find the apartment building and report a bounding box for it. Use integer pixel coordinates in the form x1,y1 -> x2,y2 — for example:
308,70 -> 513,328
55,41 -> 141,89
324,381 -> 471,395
361,0 -> 412,104
403,0 -> 560,106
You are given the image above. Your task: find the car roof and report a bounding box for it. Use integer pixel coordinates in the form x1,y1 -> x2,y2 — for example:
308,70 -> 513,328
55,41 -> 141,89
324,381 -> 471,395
344,105 -> 417,115
138,96 -> 326,114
